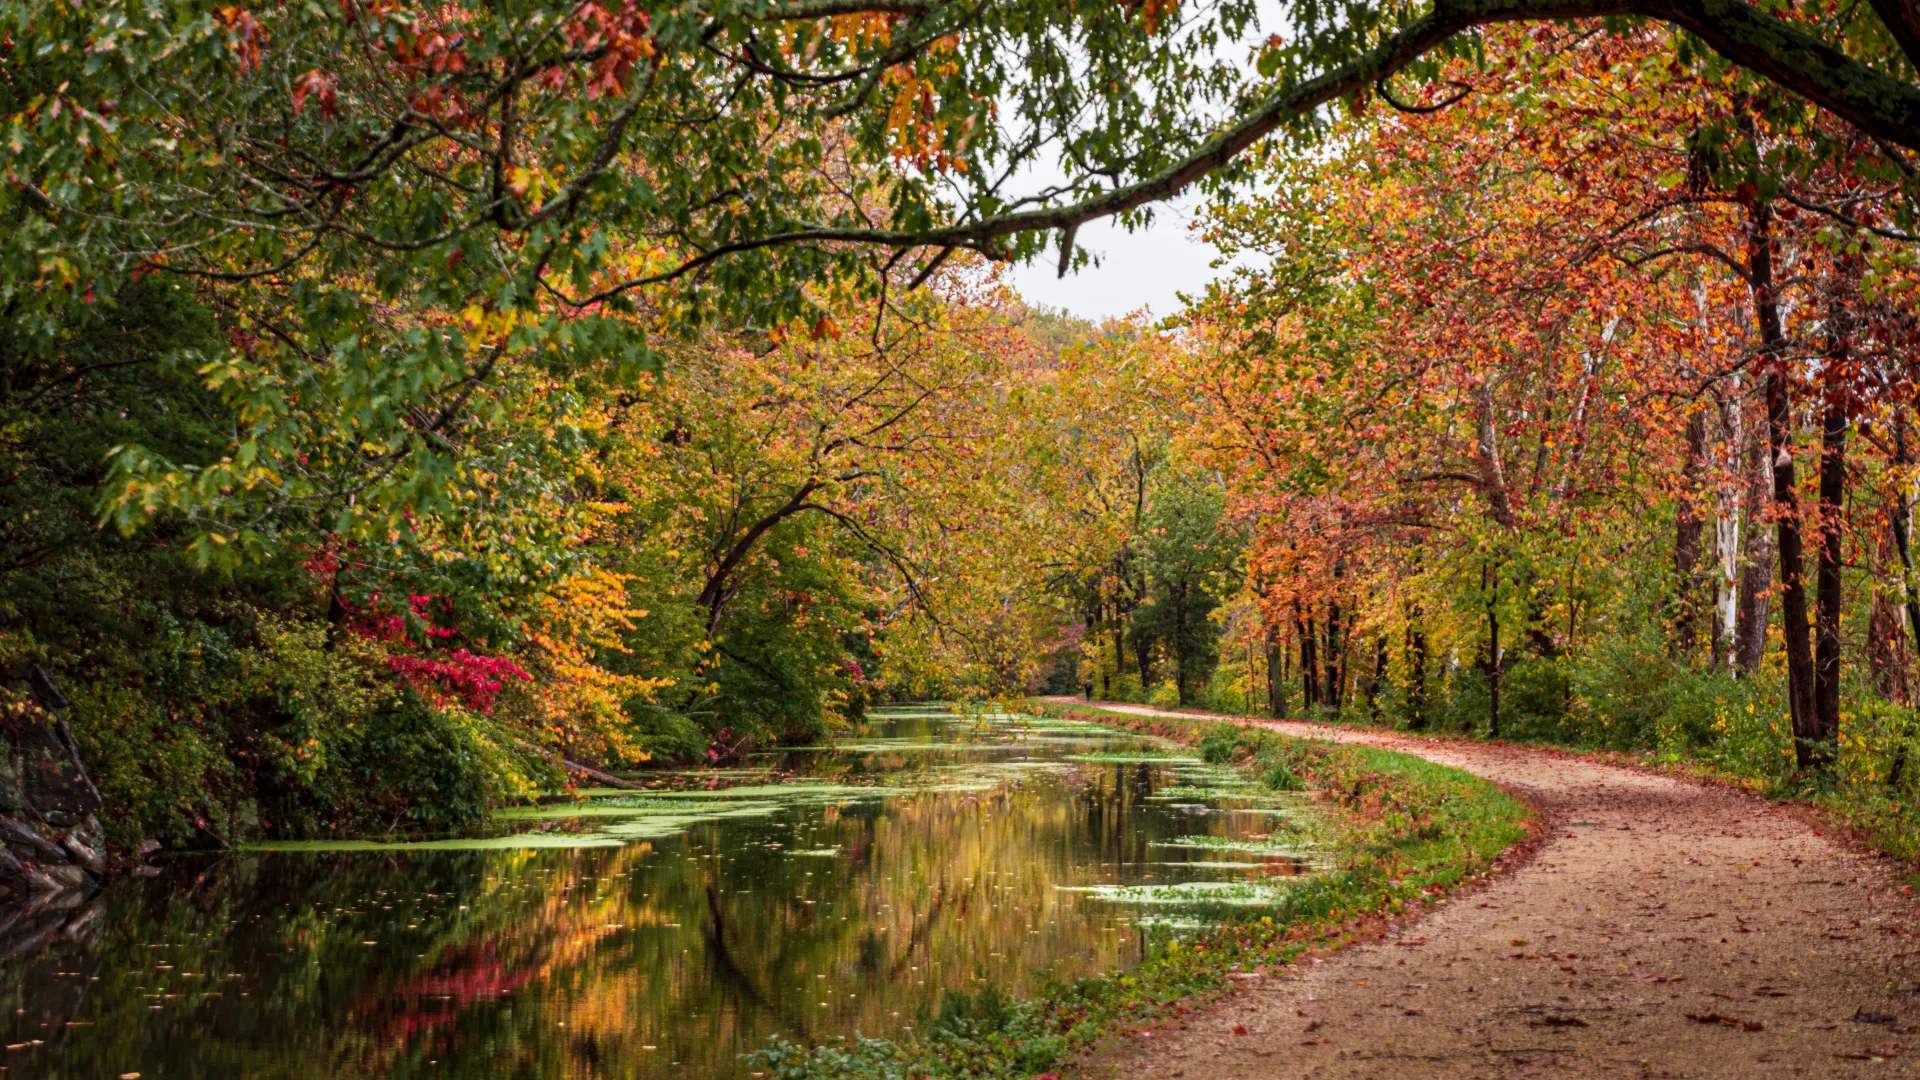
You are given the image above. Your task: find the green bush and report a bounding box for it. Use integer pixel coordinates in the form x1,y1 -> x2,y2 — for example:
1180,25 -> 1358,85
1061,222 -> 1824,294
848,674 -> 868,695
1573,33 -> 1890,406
1261,756 -> 1305,791
1436,665 -> 1491,735
1252,736 -> 1313,791
620,703 -> 713,763
1197,722 -> 1243,763
256,690 -> 554,840
1103,671 -> 1147,703
1497,658 -> 1571,740
46,607 -> 556,848
64,678 -> 242,850
1653,668 -> 1789,775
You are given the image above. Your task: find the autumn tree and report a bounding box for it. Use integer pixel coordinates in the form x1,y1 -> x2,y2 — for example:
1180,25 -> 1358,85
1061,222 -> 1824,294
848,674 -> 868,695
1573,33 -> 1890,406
1133,25 -> 1907,757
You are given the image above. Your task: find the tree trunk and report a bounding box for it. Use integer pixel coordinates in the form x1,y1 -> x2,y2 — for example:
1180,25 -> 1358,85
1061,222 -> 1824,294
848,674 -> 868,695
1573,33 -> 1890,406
1711,393 -> 1743,672
1278,631 -> 1292,717
1813,321 -> 1849,758
1085,601 -> 1099,694
1407,614 -> 1428,731
1266,620 -> 1285,718
1870,589 -> 1912,704
1296,602 -> 1320,713
1769,371 -> 1819,766
1893,410 -> 1920,659
1172,581 -> 1189,706
1734,411 -> 1775,674
1750,202 -> 1818,767
1672,411 -> 1708,661
1248,638 -> 1258,714
1366,636 -> 1387,718
1324,595 -> 1343,712
1484,563 -> 1501,739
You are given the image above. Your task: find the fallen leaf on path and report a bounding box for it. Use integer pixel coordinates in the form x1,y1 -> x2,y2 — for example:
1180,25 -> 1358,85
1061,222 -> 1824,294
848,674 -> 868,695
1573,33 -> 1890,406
1687,1013 -> 1764,1031
1853,1011 -> 1897,1024
1535,1015 -> 1588,1028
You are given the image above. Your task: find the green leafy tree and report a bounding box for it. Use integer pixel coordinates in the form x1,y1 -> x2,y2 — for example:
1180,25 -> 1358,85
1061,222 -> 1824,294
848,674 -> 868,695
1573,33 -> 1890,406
1132,471 -> 1238,705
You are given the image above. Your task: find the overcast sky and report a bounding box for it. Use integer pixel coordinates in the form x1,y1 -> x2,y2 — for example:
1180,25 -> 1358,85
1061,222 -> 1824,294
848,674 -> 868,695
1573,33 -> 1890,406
986,0 -> 1287,322
998,192 -> 1235,324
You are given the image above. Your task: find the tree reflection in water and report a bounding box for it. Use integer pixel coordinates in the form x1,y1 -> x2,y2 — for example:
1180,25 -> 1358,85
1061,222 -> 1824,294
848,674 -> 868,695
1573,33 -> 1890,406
1,709 -> 1313,1079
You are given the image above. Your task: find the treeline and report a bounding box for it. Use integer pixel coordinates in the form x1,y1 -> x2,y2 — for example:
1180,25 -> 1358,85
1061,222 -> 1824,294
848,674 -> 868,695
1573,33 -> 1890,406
1042,27 -> 1920,846
2,275 -> 1064,848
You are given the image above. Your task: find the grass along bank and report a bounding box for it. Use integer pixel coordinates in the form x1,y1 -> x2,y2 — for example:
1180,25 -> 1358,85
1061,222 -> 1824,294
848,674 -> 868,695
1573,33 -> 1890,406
750,706 -> 1532,1080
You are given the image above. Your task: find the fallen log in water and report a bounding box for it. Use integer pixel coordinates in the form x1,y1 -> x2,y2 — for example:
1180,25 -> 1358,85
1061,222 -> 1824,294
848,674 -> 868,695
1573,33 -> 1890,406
560,757 -> 647,790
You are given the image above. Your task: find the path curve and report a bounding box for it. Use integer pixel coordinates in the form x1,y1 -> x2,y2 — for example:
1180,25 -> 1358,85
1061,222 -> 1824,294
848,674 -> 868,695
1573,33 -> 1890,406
1045,699 -> 1920,1078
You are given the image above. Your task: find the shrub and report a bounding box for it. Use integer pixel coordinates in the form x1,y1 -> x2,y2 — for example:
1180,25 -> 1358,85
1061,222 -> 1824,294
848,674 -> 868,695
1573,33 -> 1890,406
1436,665 -> 1491,735
1565,634 -> 1674,748
1262,756 -> 1306,791
1104,672 -> 1147,703
1497,658 -> 1571,741
54,609 -> 556,847
1197,722 -> 1243,763
1255,738 -> 1311,791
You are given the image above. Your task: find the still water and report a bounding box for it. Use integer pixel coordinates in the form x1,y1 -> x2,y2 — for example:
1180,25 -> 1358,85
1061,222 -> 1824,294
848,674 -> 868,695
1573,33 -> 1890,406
2,707 -> 1315,1078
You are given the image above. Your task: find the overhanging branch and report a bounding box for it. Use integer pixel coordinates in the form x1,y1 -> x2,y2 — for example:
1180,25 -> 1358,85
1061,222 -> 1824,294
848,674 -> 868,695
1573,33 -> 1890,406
561,0 -> 1920,307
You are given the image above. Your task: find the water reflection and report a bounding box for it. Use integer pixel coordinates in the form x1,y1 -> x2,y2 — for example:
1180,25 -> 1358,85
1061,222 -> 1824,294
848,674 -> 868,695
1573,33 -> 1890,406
2,708 -> 1313,1078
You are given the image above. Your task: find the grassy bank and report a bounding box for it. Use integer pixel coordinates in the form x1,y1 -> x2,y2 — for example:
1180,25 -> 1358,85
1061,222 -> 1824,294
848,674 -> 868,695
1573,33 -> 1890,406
751,706 -> 1532,1080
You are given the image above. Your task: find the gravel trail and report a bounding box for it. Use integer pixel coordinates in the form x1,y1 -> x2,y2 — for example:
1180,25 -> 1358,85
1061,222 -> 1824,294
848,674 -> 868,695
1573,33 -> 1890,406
1049,699 -> 1920,1078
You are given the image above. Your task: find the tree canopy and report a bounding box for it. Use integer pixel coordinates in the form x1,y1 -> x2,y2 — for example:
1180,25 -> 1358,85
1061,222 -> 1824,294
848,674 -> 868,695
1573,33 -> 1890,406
8,0 -> 1920,564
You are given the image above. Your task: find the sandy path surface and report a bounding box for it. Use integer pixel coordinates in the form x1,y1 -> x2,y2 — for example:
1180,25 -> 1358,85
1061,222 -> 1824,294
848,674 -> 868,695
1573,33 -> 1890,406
1046,699 -> 1920,1078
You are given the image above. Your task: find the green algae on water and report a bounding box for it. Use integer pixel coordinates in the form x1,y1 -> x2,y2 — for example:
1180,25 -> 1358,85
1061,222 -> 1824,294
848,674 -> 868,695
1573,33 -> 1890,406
1056,879 -> 1300,907
1148,835 -> 1314,855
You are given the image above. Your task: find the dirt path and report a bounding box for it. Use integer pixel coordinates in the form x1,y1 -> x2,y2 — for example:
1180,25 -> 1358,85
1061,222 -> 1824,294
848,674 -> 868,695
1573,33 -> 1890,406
1047,699 -> 1920,1078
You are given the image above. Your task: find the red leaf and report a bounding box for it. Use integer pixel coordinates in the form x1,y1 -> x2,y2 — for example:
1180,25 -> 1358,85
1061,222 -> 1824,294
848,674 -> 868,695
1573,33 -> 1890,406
291,68 -> 339,119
